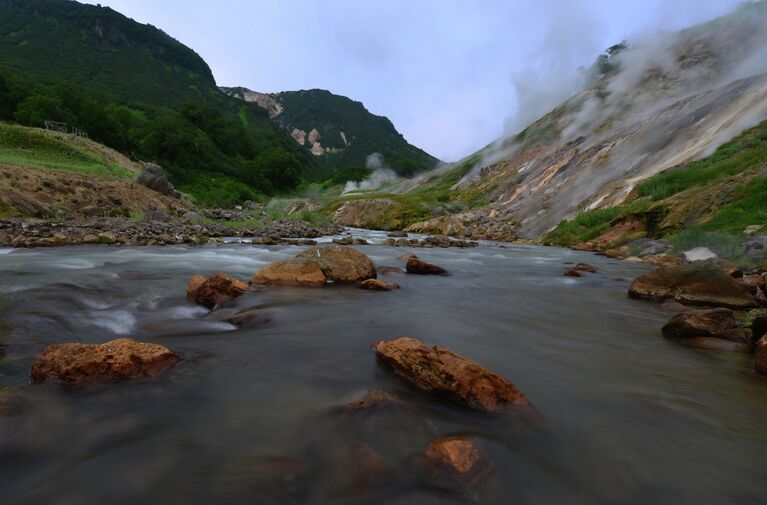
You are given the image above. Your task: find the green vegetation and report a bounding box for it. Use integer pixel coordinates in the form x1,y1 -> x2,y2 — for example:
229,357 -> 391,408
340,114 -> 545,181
0,122 -> 134,178
270,89 -> 438,179
545,119 -> 767,263
635,122 -> 767,200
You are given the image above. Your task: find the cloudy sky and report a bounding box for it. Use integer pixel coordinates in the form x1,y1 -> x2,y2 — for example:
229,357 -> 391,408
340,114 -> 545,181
83,0 -> 740,161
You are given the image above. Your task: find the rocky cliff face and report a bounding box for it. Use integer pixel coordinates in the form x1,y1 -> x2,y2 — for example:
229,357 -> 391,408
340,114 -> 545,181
404,1 -> 767,239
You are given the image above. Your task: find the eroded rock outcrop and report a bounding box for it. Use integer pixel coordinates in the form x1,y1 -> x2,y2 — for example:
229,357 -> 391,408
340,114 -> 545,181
187,273 -> 249,309
137,163 -> 180,199
30,338 -> 180,384
373,337 -> 531,413
628,262 -> 761,309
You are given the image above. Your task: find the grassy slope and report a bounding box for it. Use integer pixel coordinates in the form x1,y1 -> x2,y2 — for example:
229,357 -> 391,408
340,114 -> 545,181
544,119 -> 767,255
0,121 -> 137,179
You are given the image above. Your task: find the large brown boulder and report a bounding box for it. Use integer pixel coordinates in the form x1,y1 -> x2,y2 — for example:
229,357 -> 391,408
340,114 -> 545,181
425,436 -> 493,489
30,338 -> 180,384
373,337 -> 530,413
628,262 -> 760,309
187,273 -> 249,309
661,308 -> 751,343
405,256 -> 447,275
295,245 -> 376,283
252,259 -> 327,287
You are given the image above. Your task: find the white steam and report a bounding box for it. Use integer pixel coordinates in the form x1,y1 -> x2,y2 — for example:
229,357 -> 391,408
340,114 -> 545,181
342,153 -> 398,194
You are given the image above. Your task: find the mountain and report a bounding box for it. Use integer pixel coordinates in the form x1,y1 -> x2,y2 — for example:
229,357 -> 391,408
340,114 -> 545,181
0,0 -> 436,206
221,87 -> 438,177
392,1 -> 767,240
0,0 -> 217,108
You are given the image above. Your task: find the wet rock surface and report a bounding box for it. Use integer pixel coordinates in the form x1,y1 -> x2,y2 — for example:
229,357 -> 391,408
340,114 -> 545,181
187,273 -> 249,309
628,262 -> 762,309
253,245 -> 377,286
359,279 -> 400,291
661,308 -> 751,343
30,338 -> 180,384
373,337 -> 531,413
406,256 -> 448,275
424,436 -> 493,490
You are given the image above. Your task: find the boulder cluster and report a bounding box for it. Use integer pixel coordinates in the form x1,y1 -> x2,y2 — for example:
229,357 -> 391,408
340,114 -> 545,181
628,260 -> 767,376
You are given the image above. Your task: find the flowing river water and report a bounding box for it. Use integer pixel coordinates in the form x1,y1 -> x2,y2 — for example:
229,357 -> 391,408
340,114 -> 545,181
0,231 -> 766,504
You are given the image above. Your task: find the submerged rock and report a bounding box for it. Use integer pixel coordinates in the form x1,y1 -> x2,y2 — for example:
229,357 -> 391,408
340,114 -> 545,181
628,262 -> 761,309
425,436 -> 493,490
187,273 -> 249,309
207,308 -> 272,328
359,279 -> 399,291
661,308 -> 751,343
373,337 -> 531,413
335,389 -> 408,415
405,256 -> 447,275
574,262 -> 598,273
564,268 -> 582,277
30,338 -> 180,384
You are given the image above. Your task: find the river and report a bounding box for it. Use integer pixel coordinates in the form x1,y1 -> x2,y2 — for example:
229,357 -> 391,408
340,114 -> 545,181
1,231 -> 765,504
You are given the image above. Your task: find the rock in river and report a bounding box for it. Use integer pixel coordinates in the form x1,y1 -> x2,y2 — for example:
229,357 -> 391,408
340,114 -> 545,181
187,273 -> 249,309
756,336 -> 767,376
628,262 -> 761,309
30,338 -> 180,384
359,279 -> 400,291
425,436 -> 493,490
405,256 -> 447,275
253,245 -> 377,286
373,337 -> 531,413
661,308 -> 751,343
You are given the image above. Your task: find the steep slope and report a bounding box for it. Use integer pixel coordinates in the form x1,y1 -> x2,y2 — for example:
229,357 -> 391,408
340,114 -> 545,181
221,87 -> 439,177
401,1 -> 767,240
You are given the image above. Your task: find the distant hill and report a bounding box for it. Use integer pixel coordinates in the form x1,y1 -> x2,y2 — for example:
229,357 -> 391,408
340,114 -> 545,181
0,0 -> 216,108
221,87 -> 439,177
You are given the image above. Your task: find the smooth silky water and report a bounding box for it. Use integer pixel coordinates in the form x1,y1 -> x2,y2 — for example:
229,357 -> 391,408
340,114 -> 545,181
0,233 -> 766,504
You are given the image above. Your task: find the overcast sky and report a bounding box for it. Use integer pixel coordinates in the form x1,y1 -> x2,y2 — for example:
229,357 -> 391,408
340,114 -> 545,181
83,0 -> 740,161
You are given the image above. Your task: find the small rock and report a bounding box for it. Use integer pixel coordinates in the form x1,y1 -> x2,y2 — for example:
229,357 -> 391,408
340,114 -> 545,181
30,338 -> 180,384
682,247 -> 718,262
574,262 -> 598,273
564,269 -> 582,277
425,436 -> 493,490
187,273 -> 249,309
406,256 -> 447,275
359,279 -> 399,291
388,231 -> 408,238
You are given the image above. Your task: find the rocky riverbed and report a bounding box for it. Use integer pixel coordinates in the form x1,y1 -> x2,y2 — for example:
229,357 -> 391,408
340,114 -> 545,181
1,235 -> 766,503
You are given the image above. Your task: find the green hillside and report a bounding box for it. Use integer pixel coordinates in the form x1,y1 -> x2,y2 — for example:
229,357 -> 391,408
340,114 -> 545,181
0,0 -> 319,206
544,119 -> 767,263
276,89 -> 438,177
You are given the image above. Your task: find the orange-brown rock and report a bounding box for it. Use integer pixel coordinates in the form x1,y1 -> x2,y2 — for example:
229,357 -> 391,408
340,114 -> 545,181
252,259 -> 327,287
425,436 -> 493,489
359,279 -> 399,291
571,244 -> 595,251
755,336 -> 767,376
564,268 -> 582,277
295,245 -> 377,283
739,274 -> 766,291
373,337 -> 530,413
30,338 -> 180,384
574,262 -> 598,273
406,256 -> 447,275
628,262 -> 760,309
187,273 -> 248,309
592,216 -> 646,249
